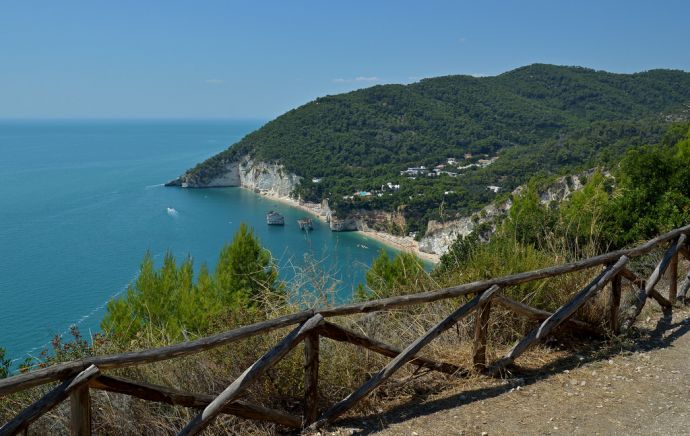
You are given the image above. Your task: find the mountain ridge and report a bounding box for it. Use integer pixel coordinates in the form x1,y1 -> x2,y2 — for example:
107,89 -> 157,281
168,63 -> 690,235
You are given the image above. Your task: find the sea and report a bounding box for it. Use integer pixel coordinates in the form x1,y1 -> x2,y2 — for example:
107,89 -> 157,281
0,119 -> 399,364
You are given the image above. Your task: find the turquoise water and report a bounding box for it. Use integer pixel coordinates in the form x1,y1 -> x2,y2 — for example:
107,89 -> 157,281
0,120 -> 396,363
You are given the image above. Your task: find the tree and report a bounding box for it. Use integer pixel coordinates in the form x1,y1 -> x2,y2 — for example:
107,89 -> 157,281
215,223 -> 279,306
0,347 -> 10,379
358,250 -> 427,300
558,171 -> 611,251
101,224 -> 280,342
503,185 -> 553,247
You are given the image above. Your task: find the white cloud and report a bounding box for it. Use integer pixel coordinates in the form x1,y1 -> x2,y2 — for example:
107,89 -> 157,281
354,76 -> 379,82
332,76 -> 380,84
204,79 -> 223,84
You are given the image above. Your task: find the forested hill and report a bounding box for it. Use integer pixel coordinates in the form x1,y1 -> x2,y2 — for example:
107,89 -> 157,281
178,64 -> 690,233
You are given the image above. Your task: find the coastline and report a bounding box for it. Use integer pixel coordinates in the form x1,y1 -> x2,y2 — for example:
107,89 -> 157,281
357,229 -> 440,264
259,191 -> 440,264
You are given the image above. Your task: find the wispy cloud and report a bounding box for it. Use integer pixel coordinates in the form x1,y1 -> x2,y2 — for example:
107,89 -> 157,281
204,79 -> 223,84
332,76 -> 380,84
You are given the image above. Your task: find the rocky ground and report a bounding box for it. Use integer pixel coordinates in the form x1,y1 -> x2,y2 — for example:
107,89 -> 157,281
319,305 -> 690,436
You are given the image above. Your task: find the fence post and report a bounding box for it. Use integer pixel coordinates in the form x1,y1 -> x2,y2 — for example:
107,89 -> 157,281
668,253 -> 678,304
70,385 -> 91,436
303,332 -> 320,426
610,274 -> 622,334
472,299 -> 492,370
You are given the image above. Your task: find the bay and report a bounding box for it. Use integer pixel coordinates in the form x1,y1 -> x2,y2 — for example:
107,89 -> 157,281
0,119 -> 396,363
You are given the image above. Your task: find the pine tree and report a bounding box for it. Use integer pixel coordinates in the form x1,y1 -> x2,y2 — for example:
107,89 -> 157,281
215,223 -> 278,306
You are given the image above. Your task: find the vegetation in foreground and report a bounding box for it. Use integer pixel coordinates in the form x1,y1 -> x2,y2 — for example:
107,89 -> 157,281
1,124 -> 689,434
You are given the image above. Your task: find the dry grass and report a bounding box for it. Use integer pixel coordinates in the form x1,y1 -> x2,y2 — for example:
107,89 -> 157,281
2,242 -> 685,435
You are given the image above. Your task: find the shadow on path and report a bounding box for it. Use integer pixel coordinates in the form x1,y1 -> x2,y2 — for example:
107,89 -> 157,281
329,310 -> 690,435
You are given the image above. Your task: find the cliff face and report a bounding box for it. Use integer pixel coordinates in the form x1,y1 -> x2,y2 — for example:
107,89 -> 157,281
329,209 -> 406,233
166,156 -> 301,198
238,159 -> 301,197
418,201 -> 509,255
418,173 -> 598,256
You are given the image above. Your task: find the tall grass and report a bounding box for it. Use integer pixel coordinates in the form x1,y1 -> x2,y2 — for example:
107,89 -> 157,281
2,231 -> 679,435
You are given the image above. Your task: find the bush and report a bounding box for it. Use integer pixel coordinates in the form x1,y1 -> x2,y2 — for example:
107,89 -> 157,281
101,224 -> 281,342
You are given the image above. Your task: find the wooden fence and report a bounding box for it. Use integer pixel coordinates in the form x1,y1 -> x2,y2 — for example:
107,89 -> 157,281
1,223 -> 690,435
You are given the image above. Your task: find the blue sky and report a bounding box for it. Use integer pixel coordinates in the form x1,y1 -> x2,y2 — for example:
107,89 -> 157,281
2,0 -> 689,119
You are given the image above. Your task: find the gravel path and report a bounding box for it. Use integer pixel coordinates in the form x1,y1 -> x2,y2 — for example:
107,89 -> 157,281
327,307 -> 690,436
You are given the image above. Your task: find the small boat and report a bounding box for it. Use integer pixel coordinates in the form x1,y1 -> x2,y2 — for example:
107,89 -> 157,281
266,211 -> 285,225
297,217 -> 313,231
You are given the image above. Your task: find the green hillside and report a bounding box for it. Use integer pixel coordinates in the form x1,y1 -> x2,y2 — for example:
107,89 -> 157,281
178,64 -> 690,234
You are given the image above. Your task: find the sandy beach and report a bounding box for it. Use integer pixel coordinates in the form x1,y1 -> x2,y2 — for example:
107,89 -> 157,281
259,191 -> 440,264
356,229 -> 440,263
260,192 -> 329,222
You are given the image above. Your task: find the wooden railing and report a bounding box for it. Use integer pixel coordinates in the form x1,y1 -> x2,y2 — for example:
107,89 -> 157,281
2,224 -> 690,435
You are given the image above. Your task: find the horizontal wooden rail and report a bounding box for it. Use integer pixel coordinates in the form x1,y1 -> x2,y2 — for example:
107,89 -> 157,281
622,235 -> 686,331
317,223 -> 690,318
492,256 -> 628,373
0,365 -> 99,436
3,225 -> 690,399
2,224 -> 689,397
179,314 -> 324,435
310,285 -> 501,429
493,295 -> 597,333
89,375 -> 301,428
319,322 -> 464,375
2,224 -> 689,434
0,311 -> 314,397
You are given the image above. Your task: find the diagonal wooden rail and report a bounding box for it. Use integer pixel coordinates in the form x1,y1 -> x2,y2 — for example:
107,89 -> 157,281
1,224 -> 689,435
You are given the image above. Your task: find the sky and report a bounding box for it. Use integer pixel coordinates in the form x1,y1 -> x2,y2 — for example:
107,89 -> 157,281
2,0 -> 690,119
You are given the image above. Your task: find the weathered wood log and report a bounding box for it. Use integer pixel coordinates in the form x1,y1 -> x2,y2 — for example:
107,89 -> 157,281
318,322 -> 463,375
668,253 -> 679,304
620,267 -> 646,288
310,285 -> 501,429
472,299 -> 492,370
492,257 -> 628,373
648,288 -> 673,309
0,311 -> 314,397
69,385 -> 91,436
618,267 -> 672,309
178,314 -> 324,435
679,245 -> 690,260
318,224 -> 690,318
678,240 -> 690,302
679,271 -> 690,302
622,235 -> 687,332
0,365 -> 99,436
610,274 -> 622,335
303,332 -> 319,426
493,295 -> 597,333
537,257 -> 628,340
88,375 -> 301,428
3,225 -> 690,399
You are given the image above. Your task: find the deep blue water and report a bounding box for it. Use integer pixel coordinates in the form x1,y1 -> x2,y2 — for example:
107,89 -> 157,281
0,120 -> 397,363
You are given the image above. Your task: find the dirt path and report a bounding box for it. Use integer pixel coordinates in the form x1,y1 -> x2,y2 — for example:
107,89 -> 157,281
328,307 -> 690,436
